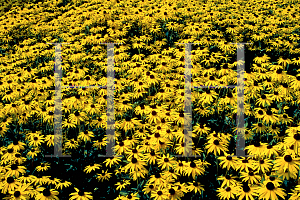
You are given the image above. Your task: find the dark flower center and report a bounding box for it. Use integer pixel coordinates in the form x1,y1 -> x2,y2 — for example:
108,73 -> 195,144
164,158 -> 169,162
34,137 -> 38,141
169,188 -> 175,195
149,185 -> 154,189
132,158 -> 138,163
225,175 -> 231,179
155,133 -> 160,138
284,155 -> 292,162
213,140 -> 219,145
14,191 -> 21,197
294,134 -> 300,140
157,191 -> 162,195
11,164 -> 18,170
260,160 -> 264,164
283,114 -> 287,118
43,189 -> 51,197
242,159 -> 248,163
266,182 -> 275,190
243,185 -> 250,192
190,162 -> 196,168
78,191 -> 84,196
226,156 -> 232,160
7,177 -> 14,183
266,110 -> 272,115
225,187 -> 231,192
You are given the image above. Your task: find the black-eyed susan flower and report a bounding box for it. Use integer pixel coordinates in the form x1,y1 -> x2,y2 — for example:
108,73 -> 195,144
36,162 -> 51,172
55,179 -> 72,190
7,140 -> 26,152
144,149 -> 159,165
35,187 -> 59,200
69,187 -> 93,200
26,148 -> 41,159
240,169 -> 262,184
96,169 -> 112,182
217,174 -> 239,188
205,137 -> 228,157
236,183 -> 259,200
123,156 -> 147,173
184,161 -> 205,179
273,154 -> 300,178
253,158 -> 273,174
217,185 -> 239,200
218,153 -> 238,171
83,163 -> 101,174
151,187 -> 169,200
1,176 -> 22,194
65,138 -> 79,150
257,181 -> 286,200
103,157 -> 122,168
28,133 -> 44,147
157,153 -> 176,170
5,164 -> 26,178
143,183 -> 158,195
187,181 -> 205,195
115,179 -> 131,191
78,130 -> 94,143
5,183 -> 31,200
236,157 -> 255,173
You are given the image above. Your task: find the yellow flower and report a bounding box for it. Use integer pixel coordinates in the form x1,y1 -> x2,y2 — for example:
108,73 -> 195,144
35,187 -> 59,200
157,154 -> 176,170
217,185 -> 239,200
36,162 -> 51,172
184,161 -> 205,179
257,182 -> 286,200
83,163 -> 101,174
70,188 -> 93,200
1,177 -> 22,194
150,187 -> 169,200
55,179 -> 72,190
115,179 -> 131,191
96,169 -> 113,182
78,130 -> 94,143
5,183 -> 31,200
103,157 -> 122,168
187,181 -> 205,195
5,164 -> 26,178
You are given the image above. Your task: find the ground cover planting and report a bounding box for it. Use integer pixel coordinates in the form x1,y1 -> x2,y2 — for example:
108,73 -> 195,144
1,0 -> 300,199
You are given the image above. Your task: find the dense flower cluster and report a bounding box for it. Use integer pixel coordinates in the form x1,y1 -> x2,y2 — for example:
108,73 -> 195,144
0,0 -> 300,199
